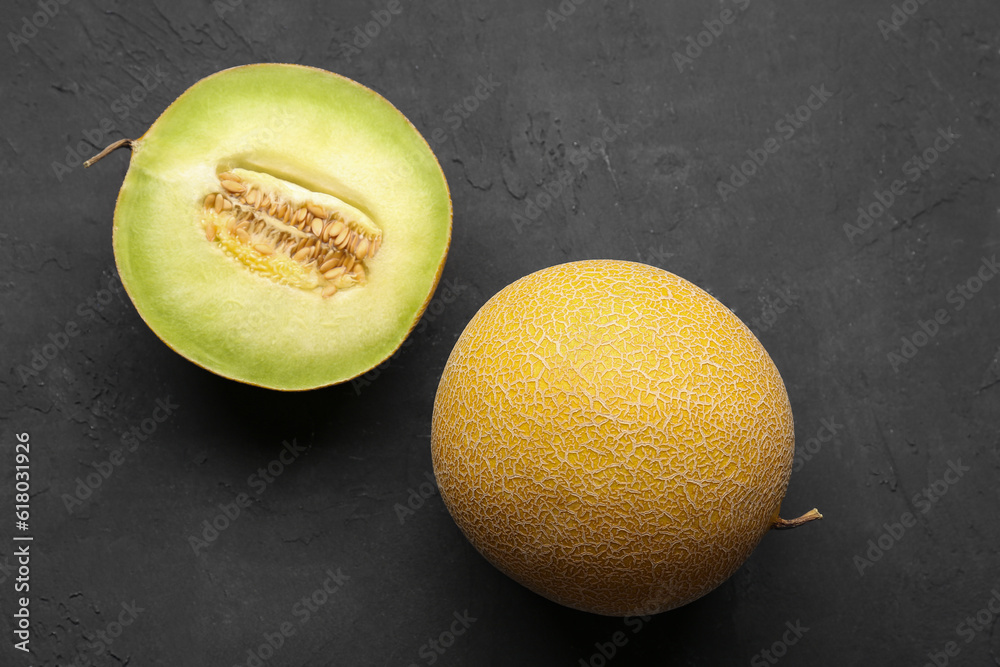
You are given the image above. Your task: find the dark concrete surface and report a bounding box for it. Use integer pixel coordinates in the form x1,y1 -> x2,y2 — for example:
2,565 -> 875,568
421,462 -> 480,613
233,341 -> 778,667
2,0 -> 999,665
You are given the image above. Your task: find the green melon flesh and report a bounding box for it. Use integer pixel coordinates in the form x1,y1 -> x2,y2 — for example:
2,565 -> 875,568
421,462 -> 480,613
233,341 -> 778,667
107,64 -> 452,390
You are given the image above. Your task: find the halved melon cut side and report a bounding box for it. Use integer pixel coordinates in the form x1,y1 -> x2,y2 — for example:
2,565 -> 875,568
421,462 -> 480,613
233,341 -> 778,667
88,64 -> 452,390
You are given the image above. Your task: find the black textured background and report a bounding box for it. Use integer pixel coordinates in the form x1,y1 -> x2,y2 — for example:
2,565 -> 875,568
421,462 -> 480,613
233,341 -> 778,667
2,1 -> 999,666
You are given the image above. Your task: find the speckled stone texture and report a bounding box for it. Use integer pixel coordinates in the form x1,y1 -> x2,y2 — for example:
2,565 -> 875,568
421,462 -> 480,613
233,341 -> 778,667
1,0 -> 998,665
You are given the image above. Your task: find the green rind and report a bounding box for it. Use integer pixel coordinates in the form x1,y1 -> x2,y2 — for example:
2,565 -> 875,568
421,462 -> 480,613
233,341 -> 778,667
111,64 -> 452,390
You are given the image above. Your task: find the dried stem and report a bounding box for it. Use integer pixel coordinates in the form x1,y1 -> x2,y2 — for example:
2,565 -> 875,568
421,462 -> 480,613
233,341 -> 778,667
771,508 -> 823,530
84,138 -> 134,167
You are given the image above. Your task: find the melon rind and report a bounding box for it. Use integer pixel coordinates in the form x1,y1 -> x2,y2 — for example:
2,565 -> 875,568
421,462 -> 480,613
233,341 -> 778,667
431,260 -> 794,616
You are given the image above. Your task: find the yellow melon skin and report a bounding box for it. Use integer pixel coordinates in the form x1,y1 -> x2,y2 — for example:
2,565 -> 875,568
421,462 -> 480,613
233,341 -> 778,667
431,260 -> 797,616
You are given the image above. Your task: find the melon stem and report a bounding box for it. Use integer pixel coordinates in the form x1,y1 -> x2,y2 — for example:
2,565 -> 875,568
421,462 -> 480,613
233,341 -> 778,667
771,508 -> 823,530
84,138 -> 134,167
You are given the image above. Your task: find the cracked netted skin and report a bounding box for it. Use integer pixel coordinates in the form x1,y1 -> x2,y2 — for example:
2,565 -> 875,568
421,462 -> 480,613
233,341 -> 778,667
431,260 -> 795,616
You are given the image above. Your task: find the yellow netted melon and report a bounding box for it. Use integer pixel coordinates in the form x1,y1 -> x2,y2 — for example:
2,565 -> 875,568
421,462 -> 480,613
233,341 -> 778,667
431,260 -> 820,616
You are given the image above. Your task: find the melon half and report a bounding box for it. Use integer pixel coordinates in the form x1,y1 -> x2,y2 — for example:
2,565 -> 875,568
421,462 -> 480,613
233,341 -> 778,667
431,260 -> 819,616
88,64 -> 452,390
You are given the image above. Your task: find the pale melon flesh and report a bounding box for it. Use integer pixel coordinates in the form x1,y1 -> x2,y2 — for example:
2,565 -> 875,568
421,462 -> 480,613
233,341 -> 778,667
94,64 -> 451,390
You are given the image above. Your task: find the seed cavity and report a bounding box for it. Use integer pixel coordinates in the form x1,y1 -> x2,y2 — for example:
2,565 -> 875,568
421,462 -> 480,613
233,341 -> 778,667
200,168 -> 382,297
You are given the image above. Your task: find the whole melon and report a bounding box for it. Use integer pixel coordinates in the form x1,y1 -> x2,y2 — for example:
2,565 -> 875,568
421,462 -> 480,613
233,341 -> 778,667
431,260 -> 819,616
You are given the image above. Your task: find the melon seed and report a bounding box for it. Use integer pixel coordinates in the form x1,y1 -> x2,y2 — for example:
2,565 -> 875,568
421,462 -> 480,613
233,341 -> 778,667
202,168 -> 383,298
324,266 -> 347,280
